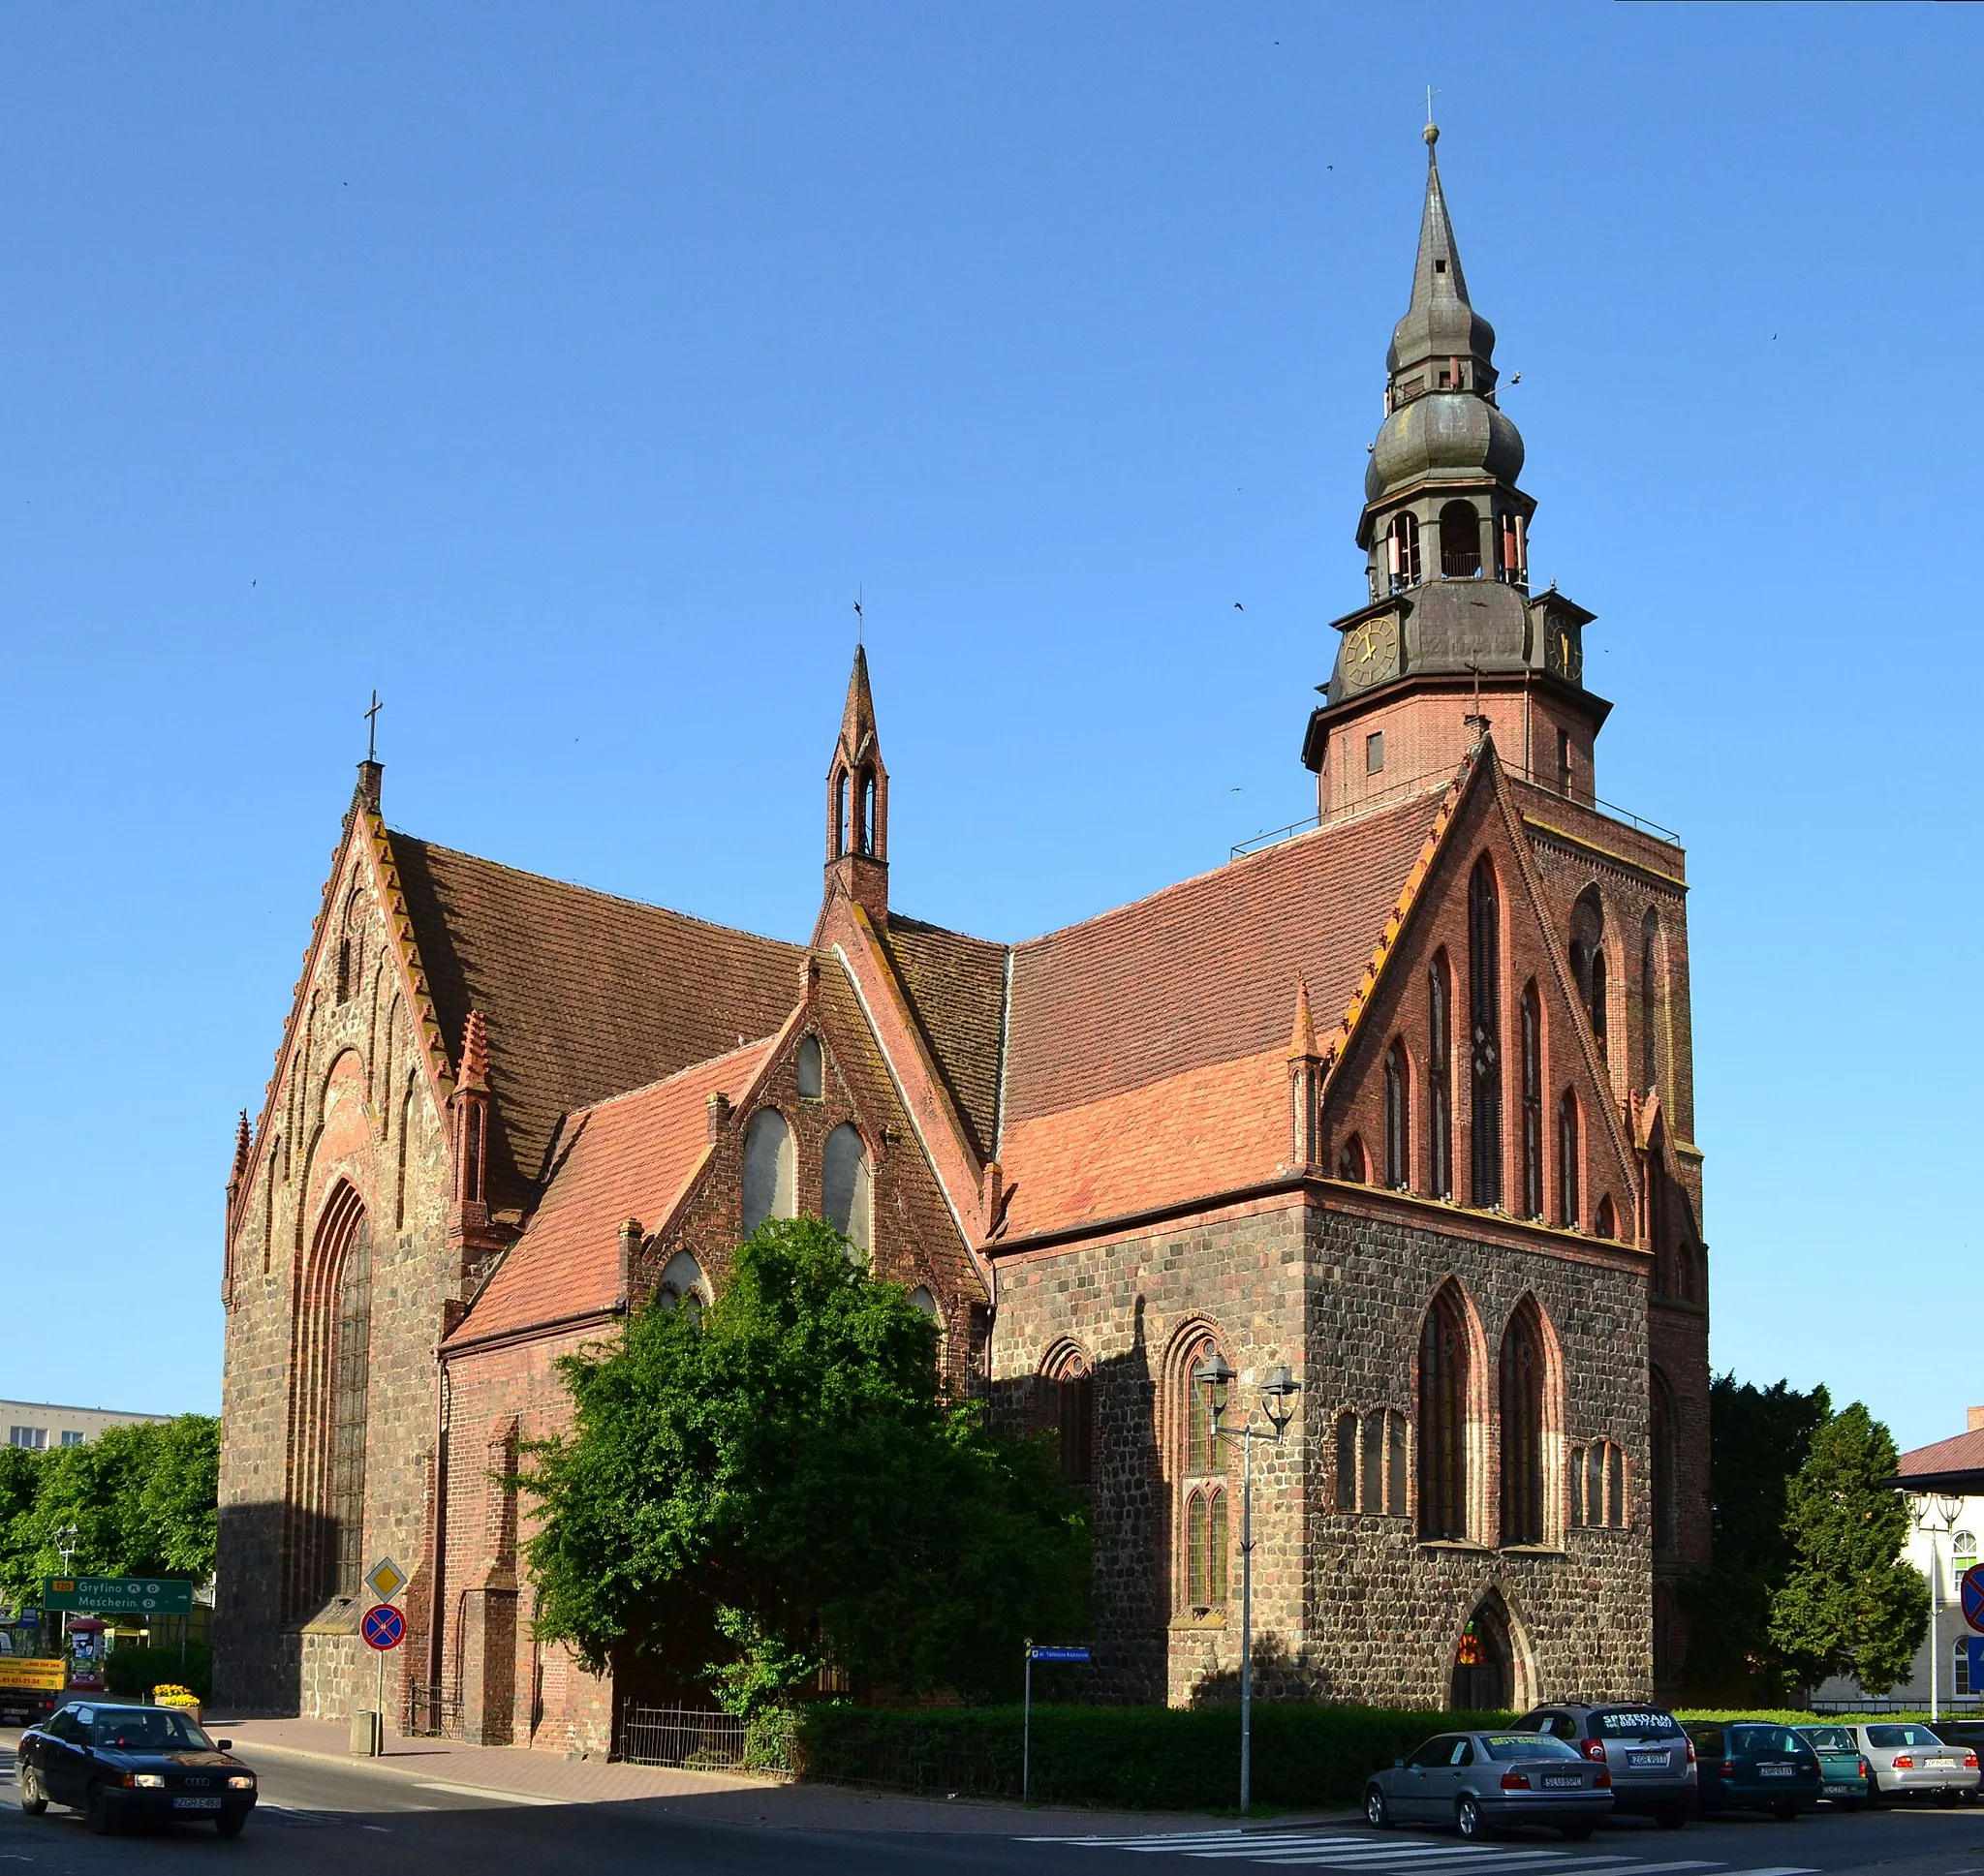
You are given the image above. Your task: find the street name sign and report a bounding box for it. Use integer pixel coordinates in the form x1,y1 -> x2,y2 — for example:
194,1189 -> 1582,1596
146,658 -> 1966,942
42,1577 -> 193,1615
361,1604 -> 406,1652
1027,1645 -> 1092,1663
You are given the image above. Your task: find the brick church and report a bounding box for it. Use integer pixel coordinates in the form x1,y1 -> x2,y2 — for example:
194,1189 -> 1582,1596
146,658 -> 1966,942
216,129 -> 1711,1746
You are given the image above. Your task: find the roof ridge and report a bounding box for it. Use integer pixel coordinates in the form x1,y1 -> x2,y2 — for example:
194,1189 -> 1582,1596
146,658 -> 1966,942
386,830 -> 807,952
1013,784 -> 1451,956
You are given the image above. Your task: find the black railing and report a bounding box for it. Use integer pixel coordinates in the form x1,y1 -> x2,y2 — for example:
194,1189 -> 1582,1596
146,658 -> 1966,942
617,1704 -> 756,1772
402,1679 -> 463,1738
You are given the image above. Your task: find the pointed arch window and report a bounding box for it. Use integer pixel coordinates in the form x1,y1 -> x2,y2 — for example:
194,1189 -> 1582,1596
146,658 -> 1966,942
1429,954 -> 1453,1200
1179,1333 -> 1228,1612
1499,1302 -> 1549,1546
1384,1041 -> 1410,1190
1334,1410 -> 1358,1512
1589,947 -> 1609,1064
1594,1194 -> 1617,1240
328,1212 -> 372,1596
1519,982 -> 1543,1219
742,1108 -> 796,1236
857,768 -> 879,857
1468,858 -> 1503,1209
1640,909 -> 1663,1092
1557,1091 -> 1581,1229
796,1033 -> 824,1100
655,1249 -> 708,1322
1337,1133 -> 1367,1184
822,1123 -> 872,1253
1039,1348 -> 1095,1489
1417,1286 -> 1473,1541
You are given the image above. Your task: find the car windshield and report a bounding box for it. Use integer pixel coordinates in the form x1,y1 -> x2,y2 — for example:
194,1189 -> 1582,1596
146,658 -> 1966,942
1801,1728 -> 1854,1751
1868,1725 -> 1942,1749
92,1710 -> 214,1751
1595,1707 -> 1682,1738
1731,1726 -> 1805,1755
1481,1734 -> 1580,1762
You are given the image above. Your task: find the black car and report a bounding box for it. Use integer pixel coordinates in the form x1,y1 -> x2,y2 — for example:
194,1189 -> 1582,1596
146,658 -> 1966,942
16,1701 -> 258,1836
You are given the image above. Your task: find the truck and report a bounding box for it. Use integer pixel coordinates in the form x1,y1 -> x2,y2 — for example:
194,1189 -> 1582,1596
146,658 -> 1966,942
0,1620 -> 68,1726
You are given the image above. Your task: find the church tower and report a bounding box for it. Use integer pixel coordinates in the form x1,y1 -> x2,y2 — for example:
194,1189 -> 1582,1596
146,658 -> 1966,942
1302,124 -> 1606,816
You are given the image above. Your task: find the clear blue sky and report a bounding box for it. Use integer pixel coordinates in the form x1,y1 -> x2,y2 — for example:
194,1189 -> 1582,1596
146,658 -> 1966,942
4,5 -> 1976,1448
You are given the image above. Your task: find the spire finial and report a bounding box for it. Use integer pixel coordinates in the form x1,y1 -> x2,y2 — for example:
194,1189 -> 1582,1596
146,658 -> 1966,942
364,689 -> 383,762
1424,85 -> 1440,145
853,586 -> 864,649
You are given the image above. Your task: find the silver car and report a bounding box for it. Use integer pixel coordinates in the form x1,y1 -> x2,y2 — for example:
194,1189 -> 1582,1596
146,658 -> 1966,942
1514,1701 -> 1696,1827
1848,1722 -> 1980,1806
1364,1731 -> 1615,1841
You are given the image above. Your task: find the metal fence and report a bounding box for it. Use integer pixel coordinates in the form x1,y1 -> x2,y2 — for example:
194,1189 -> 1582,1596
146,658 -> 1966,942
799,1715 -> 1020,1799
617,1704 -> 754,1771
402,1679 -> 463,1738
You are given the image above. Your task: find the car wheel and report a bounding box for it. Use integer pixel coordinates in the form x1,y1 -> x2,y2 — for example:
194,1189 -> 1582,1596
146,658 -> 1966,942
84,1784 -> 117,1836
216,1811 -> 247,1839
1559,1822 -> 1595,1841
1863,1778 -> 1881,1809
1657,1803 -> 1689,1830
1364,1785 -> 1391,1830
16,1765 -> 46,1816
1457,1794 -> 1486,1841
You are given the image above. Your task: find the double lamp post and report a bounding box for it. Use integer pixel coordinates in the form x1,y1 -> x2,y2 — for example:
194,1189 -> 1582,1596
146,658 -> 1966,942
1194,1354 -> 1302,1817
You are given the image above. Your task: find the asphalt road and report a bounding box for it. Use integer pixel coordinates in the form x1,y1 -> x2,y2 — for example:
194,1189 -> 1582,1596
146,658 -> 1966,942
6,1738 -> 1984,1876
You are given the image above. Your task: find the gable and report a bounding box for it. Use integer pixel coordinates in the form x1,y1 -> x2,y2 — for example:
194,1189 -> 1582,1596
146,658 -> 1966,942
1321,747 -> 1638,1231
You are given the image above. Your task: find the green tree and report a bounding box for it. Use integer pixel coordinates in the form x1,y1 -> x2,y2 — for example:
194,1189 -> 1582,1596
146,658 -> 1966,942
1770,1401 -> 1927,1695
522,1217 -> 1090,1715
0,1416 -> 220,1607
1680,1374 -> 1830,1702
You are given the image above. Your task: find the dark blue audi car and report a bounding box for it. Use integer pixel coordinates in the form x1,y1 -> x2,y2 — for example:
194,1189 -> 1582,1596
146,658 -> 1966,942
16,1701 -> 258,1835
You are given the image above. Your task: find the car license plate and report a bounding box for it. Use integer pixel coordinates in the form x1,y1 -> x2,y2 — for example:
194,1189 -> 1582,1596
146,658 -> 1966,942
173,1797 -> 223,1810
1629,1751 -> 1666,1768
1542,1775 -> 1582,1789
1760,1765 -> 1793,1777
1823,1783 -> 1856,1795
1928,1757 -> 1956,1768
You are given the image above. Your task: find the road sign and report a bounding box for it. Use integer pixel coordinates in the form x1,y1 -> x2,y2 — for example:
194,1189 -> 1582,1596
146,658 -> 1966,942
364,1557 -> 407,1604
42,1577 -> 193,1615
1962,1564 -> 1984,1635
1028,1645 -> 1092,1663
361,1604 -> 406,1652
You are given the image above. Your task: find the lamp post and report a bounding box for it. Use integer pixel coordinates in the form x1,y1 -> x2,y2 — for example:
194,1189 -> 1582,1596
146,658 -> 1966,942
1195,1355 -> 1302,1816
1913,1493 -> 1966,1722
53,1524 -> 78,1657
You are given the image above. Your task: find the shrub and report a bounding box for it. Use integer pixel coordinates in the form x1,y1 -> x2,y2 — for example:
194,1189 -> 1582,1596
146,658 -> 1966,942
797,1704 -> 1514,1810
105,1645 -> 211,1704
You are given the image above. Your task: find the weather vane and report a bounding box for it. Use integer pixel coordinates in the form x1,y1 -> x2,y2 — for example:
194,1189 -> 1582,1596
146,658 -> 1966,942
853,586 -> 864,647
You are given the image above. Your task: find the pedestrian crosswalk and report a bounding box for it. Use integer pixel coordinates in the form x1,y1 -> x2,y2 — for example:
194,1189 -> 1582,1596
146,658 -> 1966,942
1016,1827 -> 1817,1876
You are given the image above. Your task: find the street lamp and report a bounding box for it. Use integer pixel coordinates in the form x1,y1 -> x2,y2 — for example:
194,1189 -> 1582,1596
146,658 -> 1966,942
53,1524 -> 78,1656
1912,1493 -> 1967,1722
1196,1355 -> 1302,1816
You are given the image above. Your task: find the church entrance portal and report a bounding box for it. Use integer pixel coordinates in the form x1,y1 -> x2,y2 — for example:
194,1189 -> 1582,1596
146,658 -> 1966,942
1450,1596 -> 1513,1710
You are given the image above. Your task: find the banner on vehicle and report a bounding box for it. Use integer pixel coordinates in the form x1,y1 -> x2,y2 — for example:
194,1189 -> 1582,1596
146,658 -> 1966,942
0,1657 -> 68,1691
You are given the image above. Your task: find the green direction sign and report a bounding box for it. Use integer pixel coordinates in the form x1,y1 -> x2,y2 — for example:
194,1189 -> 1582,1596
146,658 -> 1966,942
43,1576 -> 194,1615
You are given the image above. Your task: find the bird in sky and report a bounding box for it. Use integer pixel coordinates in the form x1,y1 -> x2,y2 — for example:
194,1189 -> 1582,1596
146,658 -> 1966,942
1233,601 -> 1245,611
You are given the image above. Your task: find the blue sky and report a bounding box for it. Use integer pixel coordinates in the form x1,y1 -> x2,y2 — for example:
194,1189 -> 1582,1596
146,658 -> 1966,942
3,5 -> 1976,1448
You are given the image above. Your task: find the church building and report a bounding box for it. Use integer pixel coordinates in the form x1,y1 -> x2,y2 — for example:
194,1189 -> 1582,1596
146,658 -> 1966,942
216,130 -> 1711,1745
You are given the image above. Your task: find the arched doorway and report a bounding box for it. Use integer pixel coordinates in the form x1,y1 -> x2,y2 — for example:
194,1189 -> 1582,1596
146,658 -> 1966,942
1451,1595 -> 1514,1711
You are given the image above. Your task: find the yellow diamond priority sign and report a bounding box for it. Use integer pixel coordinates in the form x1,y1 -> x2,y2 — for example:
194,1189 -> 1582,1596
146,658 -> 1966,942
364,1557 -> 407,1604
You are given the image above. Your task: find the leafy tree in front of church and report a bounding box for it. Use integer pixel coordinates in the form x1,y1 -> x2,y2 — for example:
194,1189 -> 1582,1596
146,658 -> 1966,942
1769,1401 -> 1927,1696
1680,1374 -> 1830,1702
522,1216 -> 1090,1716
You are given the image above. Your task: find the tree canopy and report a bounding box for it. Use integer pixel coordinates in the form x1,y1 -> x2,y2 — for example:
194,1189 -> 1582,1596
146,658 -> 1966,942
1770,1401 -> 1927,1695
522,1218 -> 1090,1713
0,1415 -> 220,1606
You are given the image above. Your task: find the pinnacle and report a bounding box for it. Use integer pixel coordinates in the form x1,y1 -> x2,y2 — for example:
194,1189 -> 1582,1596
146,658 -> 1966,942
459,1010 -> 490,1092
1288,978 -> 1320,1062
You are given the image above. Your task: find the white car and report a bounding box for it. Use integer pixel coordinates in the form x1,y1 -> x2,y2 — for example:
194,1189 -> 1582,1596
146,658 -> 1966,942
1847,1723 -> 1980,1805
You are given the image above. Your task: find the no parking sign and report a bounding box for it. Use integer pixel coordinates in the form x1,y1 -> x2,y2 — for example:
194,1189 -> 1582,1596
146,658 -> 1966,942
1961,1563 -> 1984,1635
361,1603 -> 406,1651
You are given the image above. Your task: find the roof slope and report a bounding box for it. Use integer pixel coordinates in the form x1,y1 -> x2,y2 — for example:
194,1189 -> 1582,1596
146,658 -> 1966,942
449,1039 -> 777,1345
1003,787 -> 1449,1128
881,913 -> 1008,1161
1895,1427 -> 1984,1487
386,835 -> 804,1214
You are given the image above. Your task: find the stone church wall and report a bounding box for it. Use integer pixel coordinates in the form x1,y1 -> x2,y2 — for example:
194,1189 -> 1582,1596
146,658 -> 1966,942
990,1187 -> 1653,1710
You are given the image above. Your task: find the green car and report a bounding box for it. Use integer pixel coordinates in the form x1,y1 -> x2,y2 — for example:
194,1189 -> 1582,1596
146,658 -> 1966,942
1687,1722 -> 1822,1820
1795,1725 -> 1871,1808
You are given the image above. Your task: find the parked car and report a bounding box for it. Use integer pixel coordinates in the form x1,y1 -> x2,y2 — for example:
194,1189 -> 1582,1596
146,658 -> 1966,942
1364,1731 -> 1614,1840
1687,1722 -> 1822,1821
16,1701 -> 258,1836
1846,1722 -> 1980,1806
1922,1720 -> 1984,1800
1511,1701 -> 1695,1828
1793,1725 -> 1872,1808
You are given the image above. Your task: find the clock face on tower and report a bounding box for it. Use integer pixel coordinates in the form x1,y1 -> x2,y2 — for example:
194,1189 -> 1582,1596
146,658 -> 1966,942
1342,612 -> 1400,692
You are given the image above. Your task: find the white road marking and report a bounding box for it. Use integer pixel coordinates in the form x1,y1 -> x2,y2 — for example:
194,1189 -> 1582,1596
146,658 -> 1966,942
413,1779 -> 565,1806
1617,1863 -> 1723,1874
1711,1868 -> 1818,1876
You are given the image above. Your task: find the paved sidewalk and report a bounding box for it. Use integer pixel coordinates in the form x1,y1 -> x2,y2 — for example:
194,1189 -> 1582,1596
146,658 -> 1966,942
212,1714 -> 1349,1836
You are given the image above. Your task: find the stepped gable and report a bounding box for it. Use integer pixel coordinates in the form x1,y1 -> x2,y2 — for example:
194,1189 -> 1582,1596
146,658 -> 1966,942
1003,786 -> 1450,1129
385,834 -> 804,1215
448,1038 -> 777,1346
880,912 -> 1008,1162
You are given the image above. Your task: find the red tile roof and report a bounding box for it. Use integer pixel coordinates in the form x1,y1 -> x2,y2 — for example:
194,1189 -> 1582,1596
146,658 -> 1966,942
1002,787 -> 1450,1128
386,835 -> 804,1215
1896,1428 -> 1984,1483
997,1048 -> 1288,1239
882,913 -> 1008,1162
448,1039 -> 778,1346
